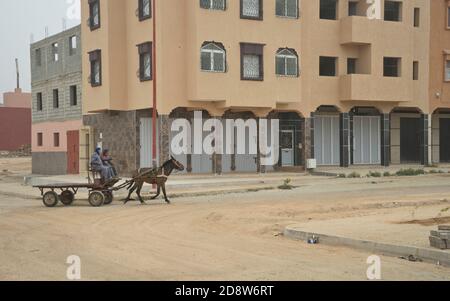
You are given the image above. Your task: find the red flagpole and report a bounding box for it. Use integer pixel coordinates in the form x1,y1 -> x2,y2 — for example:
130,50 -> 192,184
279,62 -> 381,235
152,0 -> 157,168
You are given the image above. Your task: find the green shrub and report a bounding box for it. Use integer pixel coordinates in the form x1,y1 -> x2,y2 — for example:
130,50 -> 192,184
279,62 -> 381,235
368,171 -> 382,178
383,172 -> 391,177
347,172 -> 361,178
279,178 -> 294,190
395,169 -> 425,176
338,173 -> 346,178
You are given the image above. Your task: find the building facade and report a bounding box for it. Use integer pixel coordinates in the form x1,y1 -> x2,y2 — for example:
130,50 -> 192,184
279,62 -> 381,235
30,25 -> 83,175
81,0 -> 438,175
0,88 -> 31,151
430,0 -> 450,164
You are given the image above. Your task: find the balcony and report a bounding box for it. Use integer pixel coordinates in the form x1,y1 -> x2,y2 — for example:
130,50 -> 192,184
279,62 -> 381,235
340,74 -> 412,102
340,16 -> 379,45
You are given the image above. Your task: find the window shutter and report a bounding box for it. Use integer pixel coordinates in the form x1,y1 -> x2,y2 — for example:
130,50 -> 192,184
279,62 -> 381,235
276,56 -> 285,75
200,0 -> 209,9
201,51 -> 212,70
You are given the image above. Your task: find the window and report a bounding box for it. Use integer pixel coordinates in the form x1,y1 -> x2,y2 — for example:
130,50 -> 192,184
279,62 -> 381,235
413,8 -> 420,27
241,0 -> 263,20
35,49 -> 42,66
138,0 -> 151,20
383,57 -> 401,77
69,36 -> 77,56
70,85 -> 77,106
37,133 -> 43,147
89,50 -> 102,87
240,43 -> 264,81
320,0 -> 338,20
138,42 -> 152,81
320,56 -> 337,76
201,42 -> 226,73
37,93 -> 43,111
347,58 -> 357,74
445,60 -> 450,81
348,1 -> 357,16
276,0 -> 298,18
384,1 -> 401,22
200,0 -> 226,10
448,7 -> 450,28
276,48 -> 298,77
89,0 -> 101,30
413,61 -> 419,80
53,89 -> 59,108
54,133 -> 60,147
52,43 -> 59,62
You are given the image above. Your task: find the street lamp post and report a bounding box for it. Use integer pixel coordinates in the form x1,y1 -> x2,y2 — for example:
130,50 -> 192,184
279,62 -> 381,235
152,0 -> 157,168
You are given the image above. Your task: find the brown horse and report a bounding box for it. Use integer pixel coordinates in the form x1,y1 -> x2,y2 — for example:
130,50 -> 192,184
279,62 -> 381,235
124,156 -> 185,204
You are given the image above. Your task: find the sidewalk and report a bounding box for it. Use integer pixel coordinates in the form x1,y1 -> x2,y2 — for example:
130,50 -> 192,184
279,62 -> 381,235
313,164 -> 450,177
0,172 -> 308,200
285,204 -> 450,266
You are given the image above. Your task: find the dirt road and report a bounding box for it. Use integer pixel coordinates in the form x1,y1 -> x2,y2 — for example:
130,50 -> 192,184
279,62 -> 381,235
1,171 -> 450,280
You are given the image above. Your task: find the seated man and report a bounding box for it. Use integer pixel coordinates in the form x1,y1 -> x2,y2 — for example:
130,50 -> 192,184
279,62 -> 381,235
90,147 -> 114,182
101,149 -> 118,177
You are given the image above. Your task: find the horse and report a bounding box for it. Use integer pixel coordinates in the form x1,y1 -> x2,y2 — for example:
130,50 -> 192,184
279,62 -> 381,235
124,156 -> 185,204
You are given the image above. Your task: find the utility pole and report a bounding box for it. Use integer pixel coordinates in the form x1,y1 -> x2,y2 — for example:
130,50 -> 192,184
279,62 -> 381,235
15,58 -> 20,90
152,0 -> 158,168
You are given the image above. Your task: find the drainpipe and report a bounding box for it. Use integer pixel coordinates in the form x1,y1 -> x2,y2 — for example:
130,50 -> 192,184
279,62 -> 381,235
152,0 -> 157,168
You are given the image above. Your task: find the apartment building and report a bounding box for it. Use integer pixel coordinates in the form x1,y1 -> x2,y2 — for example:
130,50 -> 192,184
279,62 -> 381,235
30,25 -> 83,175
81,0 -> 432,175
430,0 -> 450,164
0,88 -> 31,151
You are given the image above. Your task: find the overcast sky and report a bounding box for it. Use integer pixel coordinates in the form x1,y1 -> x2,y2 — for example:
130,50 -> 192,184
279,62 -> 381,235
0,0 -> 80,103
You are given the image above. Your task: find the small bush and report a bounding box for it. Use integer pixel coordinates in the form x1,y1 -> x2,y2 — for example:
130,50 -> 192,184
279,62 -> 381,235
279,178 -> 294,190
338,173 -> 346,178
383,172 -> 391,177
368,171 -> 382,178
395,169 -> 425,177
347,172 -> 361,178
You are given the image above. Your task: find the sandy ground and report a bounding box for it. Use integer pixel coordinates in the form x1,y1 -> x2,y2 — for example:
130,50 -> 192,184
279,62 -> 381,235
0,157 -> 449,280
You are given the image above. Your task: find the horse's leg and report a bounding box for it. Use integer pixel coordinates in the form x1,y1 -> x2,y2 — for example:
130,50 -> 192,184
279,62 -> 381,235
151,184 -> 161,200
161,182 -> 170,204
136,182 -> 145,204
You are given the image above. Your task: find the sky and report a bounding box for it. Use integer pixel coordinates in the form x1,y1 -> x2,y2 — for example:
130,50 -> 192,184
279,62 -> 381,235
0,0 -> 80,103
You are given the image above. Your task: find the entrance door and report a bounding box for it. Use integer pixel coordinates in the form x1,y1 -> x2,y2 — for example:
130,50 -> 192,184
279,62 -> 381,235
140,118 -> 158,168
314,115 -> 340,166
440,118 -> 450,162
67,130 -> 80,174
353,116 -> 381,165
400,118 -> 420,163
281,130 -> 294,166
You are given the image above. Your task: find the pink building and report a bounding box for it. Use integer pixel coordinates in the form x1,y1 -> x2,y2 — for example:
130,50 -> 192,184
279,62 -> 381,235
0,88 -> 32,151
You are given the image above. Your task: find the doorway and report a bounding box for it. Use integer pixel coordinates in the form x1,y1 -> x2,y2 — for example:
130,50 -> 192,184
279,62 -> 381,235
281,130 -> 294,166
67,130 -> 80,174
400,118 -> 420,163
440,118 -> 450,162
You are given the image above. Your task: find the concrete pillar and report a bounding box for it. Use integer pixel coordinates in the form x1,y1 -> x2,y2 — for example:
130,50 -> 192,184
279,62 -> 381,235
158,115 -> 170,166
303,113 -> 314,165
213,117 -> 222,175
380,113 -> 391,167
340,113 -> 350,167
420,114 -> 430,166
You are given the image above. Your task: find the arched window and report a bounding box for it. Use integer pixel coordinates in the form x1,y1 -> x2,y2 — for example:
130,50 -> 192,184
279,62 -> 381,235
201,42 -> 226,73
276,48 -> 299,77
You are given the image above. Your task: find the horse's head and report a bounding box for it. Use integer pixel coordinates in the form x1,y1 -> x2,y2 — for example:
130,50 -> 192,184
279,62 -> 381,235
170,156 -> 185,172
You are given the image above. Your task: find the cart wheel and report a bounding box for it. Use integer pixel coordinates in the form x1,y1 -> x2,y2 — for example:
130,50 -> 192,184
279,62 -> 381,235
88,191 -> 105,207
60,190 -> 75,206
43,191 -> 59,207
104,191 -> 114,205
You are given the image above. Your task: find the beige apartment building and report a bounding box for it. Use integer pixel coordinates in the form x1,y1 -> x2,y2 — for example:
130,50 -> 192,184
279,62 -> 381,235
430,0 -> 450,164
81,0 -> 439,175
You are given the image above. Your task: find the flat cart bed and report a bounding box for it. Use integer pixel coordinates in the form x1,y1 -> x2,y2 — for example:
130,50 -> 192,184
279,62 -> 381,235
34,178 -> 128,208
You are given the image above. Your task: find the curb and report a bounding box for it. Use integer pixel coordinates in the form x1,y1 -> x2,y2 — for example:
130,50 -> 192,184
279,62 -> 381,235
284,226 -> 450,267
